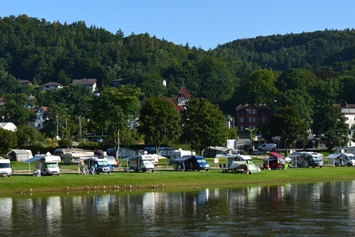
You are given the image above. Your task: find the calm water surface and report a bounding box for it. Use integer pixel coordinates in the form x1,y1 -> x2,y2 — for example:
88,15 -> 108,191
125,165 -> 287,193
1,181 -> 355,236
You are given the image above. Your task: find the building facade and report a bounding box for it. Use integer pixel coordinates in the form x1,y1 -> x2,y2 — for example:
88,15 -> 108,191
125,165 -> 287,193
235,103 -> 271,136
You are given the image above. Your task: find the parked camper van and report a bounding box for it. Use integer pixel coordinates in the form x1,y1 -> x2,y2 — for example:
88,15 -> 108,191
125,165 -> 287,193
170,155 -> 210,171
258,143 -> 277,152
327,153 -> 355,167
123,155 -> 155,172
0,158 -> 12,177
23,152 -> 61,176
289,151 -> 324,168
77,156 -> 111,174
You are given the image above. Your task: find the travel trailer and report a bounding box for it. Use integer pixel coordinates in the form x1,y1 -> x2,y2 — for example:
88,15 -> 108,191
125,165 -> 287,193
0,158 -> 12,177
23,152 -> 61,176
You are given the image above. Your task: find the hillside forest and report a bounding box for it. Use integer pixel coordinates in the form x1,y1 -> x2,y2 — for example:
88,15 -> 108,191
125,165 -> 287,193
0,14 -> 355,153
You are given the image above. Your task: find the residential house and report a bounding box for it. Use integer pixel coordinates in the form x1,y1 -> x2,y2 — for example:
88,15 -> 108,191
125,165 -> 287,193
166,86 -> 191,114
334,102 -> 355,146
27,106 -> 48,129
0,122 -> 17,132
20,80 -> 32,86
235,103 -> 271,136
40,82 -> 63,91
72,78 -> 97,92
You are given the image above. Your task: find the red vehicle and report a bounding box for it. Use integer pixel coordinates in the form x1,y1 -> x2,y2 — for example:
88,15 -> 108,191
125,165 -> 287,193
263,152 -> 286,170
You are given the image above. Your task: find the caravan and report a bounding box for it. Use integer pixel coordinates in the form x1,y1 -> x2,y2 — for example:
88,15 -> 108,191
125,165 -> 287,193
23,152 -> 61,176
0,158 -> 12,177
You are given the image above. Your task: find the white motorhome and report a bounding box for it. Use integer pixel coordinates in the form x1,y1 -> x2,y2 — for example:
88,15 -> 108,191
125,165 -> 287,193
77,156 -> 111,174
215,154 -> 254,170
326,153 -> 355,167
0,158 -> 12,177
23,152 -> 61,176
123,155 -> 155,172
289,151 -> 324,168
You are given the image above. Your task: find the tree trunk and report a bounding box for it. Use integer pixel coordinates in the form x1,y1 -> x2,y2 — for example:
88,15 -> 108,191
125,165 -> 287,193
115,129 -> 120,161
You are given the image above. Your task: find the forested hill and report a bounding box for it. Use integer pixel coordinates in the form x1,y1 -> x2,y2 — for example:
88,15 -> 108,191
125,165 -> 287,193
2,15 -> 355,108
212,29 -> 355,74
0,15 -> 239,104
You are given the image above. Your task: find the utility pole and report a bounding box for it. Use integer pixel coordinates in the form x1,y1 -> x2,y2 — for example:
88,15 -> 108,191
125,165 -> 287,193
56,115 -> 59,139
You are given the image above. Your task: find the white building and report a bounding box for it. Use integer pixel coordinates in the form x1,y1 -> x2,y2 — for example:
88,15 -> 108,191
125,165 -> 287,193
334,102 -> 355,146
72,78 -> 97,92
40,82 -> 64,91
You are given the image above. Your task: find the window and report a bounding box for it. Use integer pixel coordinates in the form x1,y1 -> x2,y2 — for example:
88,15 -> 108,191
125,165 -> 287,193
248,117 -> 252,122
240,117 -> 244,123
252,109 -> 256,114
252,117 -> 256,122
240,126 -> 244,131
262,117 -> 266,123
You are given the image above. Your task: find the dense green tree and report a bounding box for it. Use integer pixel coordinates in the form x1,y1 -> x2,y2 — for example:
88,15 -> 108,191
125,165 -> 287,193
91,86 -> 141,159
312,106 -> 348,151
15,125 -> 45,147
138,97 -> 181,153
0,128 -> 17,155
270,107 -> 308,155
276,68 -> 318,92
182,98 -> 229,155
241,69 -> 279,104
0,93 -> 34,126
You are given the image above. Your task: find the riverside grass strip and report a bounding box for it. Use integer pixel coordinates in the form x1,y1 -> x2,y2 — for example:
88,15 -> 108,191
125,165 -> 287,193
1,166 -> 355,195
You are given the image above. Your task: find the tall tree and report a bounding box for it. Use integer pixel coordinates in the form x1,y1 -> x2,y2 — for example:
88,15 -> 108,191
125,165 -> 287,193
182,98 -> 228,155
270,107 -> 308,155
242,69 -> 279,104
91,86 -> 141,160
138,97 -> 181,153
0,128 -> 17,155
312,106 -> 348,151
16,125 -> 45,147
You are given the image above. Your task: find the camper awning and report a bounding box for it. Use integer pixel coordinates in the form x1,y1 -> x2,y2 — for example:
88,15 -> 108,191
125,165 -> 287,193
23,155 -> 61,163
269,152 -> 282,158
170,156 -> 192,164
326,154 -> 341,159
23,156 -> 44,163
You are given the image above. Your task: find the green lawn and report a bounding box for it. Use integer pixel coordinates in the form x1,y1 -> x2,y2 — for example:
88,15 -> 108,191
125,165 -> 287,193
1,166 -> 355,195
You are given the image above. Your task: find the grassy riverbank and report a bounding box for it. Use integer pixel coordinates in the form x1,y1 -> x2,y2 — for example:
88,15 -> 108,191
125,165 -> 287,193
1,166 -> 355,195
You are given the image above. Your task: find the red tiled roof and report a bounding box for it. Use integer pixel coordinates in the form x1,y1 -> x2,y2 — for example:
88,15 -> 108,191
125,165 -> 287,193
165,98 -> 183,113
178,86 -> 191,99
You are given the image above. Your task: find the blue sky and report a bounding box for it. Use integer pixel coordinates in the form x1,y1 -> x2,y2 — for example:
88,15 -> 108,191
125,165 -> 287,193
1,0 -> 355,50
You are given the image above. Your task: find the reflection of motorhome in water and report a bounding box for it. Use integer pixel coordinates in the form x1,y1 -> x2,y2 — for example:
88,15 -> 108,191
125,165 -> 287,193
23,152 -> 61,175
0,158 -> 12,177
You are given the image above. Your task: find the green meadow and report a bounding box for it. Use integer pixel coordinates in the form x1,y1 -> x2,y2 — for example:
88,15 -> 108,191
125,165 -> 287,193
1,165 -> 355,195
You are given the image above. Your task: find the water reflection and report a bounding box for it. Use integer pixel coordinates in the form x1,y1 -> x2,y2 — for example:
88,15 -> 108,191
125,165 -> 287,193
1,181 -> 355,236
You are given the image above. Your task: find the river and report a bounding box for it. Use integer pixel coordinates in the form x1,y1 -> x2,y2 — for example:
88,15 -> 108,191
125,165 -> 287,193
1,181 -> 355,236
